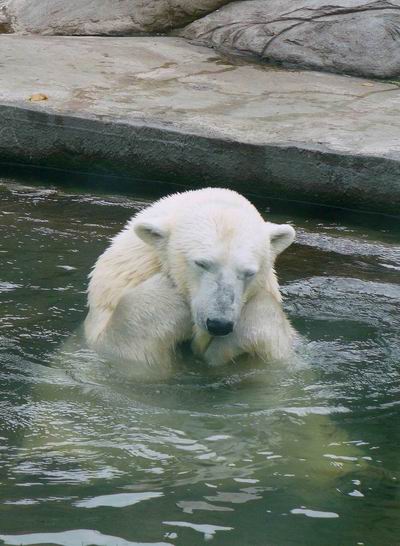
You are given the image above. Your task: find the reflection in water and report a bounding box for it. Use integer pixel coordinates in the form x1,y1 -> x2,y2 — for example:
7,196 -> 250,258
0,179 -> 399,546
0,529 -> 171,546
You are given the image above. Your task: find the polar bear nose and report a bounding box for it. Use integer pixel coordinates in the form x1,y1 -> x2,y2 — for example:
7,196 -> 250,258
206,319 -> 234,336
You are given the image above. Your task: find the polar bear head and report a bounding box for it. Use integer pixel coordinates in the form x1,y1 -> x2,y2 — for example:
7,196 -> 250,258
134,193 -> 295,337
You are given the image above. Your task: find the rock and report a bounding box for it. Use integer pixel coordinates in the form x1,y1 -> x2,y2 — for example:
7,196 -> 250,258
1,36 -> 400,214
0,0 -> 230,35
182,0 -> 400,78
0,2 -> 11,32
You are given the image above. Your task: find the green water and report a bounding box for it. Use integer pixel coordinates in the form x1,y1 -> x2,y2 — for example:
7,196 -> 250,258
0,178 -> 399,546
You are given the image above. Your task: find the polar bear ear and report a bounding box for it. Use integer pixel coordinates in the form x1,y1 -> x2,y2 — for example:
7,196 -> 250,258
266,222 -> 296,257
134,219 -> 169,247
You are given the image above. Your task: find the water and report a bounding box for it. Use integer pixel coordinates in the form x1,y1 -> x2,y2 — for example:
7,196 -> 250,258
0,178 -> 399,546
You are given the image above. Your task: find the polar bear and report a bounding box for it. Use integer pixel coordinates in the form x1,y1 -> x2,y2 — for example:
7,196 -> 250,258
84,188 -> 296,371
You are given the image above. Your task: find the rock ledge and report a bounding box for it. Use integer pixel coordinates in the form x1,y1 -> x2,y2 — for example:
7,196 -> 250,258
0,36 -> 399,213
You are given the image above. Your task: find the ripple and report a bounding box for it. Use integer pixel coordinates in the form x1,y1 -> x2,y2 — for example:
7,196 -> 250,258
0,530 -> 171,546
296,228 -> 400,263
290,508 -> 339,519
0,282 -> 22,293
163,521 -> 233,540
205,491 -> 262,504
75,491 -> 164,508
177,500 -> 234,514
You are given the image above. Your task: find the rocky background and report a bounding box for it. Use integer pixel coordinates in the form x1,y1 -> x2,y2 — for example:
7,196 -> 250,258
0,1 -> 230,34
1,0 -> 399,78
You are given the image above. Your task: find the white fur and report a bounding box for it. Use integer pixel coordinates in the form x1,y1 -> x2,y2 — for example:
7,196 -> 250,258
85,188 -> 296,369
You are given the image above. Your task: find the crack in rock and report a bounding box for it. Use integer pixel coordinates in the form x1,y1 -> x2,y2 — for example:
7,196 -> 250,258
182,0 -> 400,78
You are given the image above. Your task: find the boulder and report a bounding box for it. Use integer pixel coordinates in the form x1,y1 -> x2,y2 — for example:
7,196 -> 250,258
182,0 -> 400,78
0,0 -> 231,35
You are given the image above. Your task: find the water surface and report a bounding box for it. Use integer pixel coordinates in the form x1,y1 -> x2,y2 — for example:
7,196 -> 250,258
0,179 -> 399,546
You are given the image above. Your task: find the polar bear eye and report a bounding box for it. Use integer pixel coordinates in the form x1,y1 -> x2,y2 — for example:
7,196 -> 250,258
194,259 -> 212,271
242,269 -> 257,279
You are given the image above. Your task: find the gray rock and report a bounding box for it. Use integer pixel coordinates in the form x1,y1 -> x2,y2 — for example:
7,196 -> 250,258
1,36 -> 400,214
0,0 -> 230,35
182,0 -> 400,78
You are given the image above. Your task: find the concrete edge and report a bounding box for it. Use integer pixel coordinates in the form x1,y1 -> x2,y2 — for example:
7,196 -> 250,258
0,103 -> 399,215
